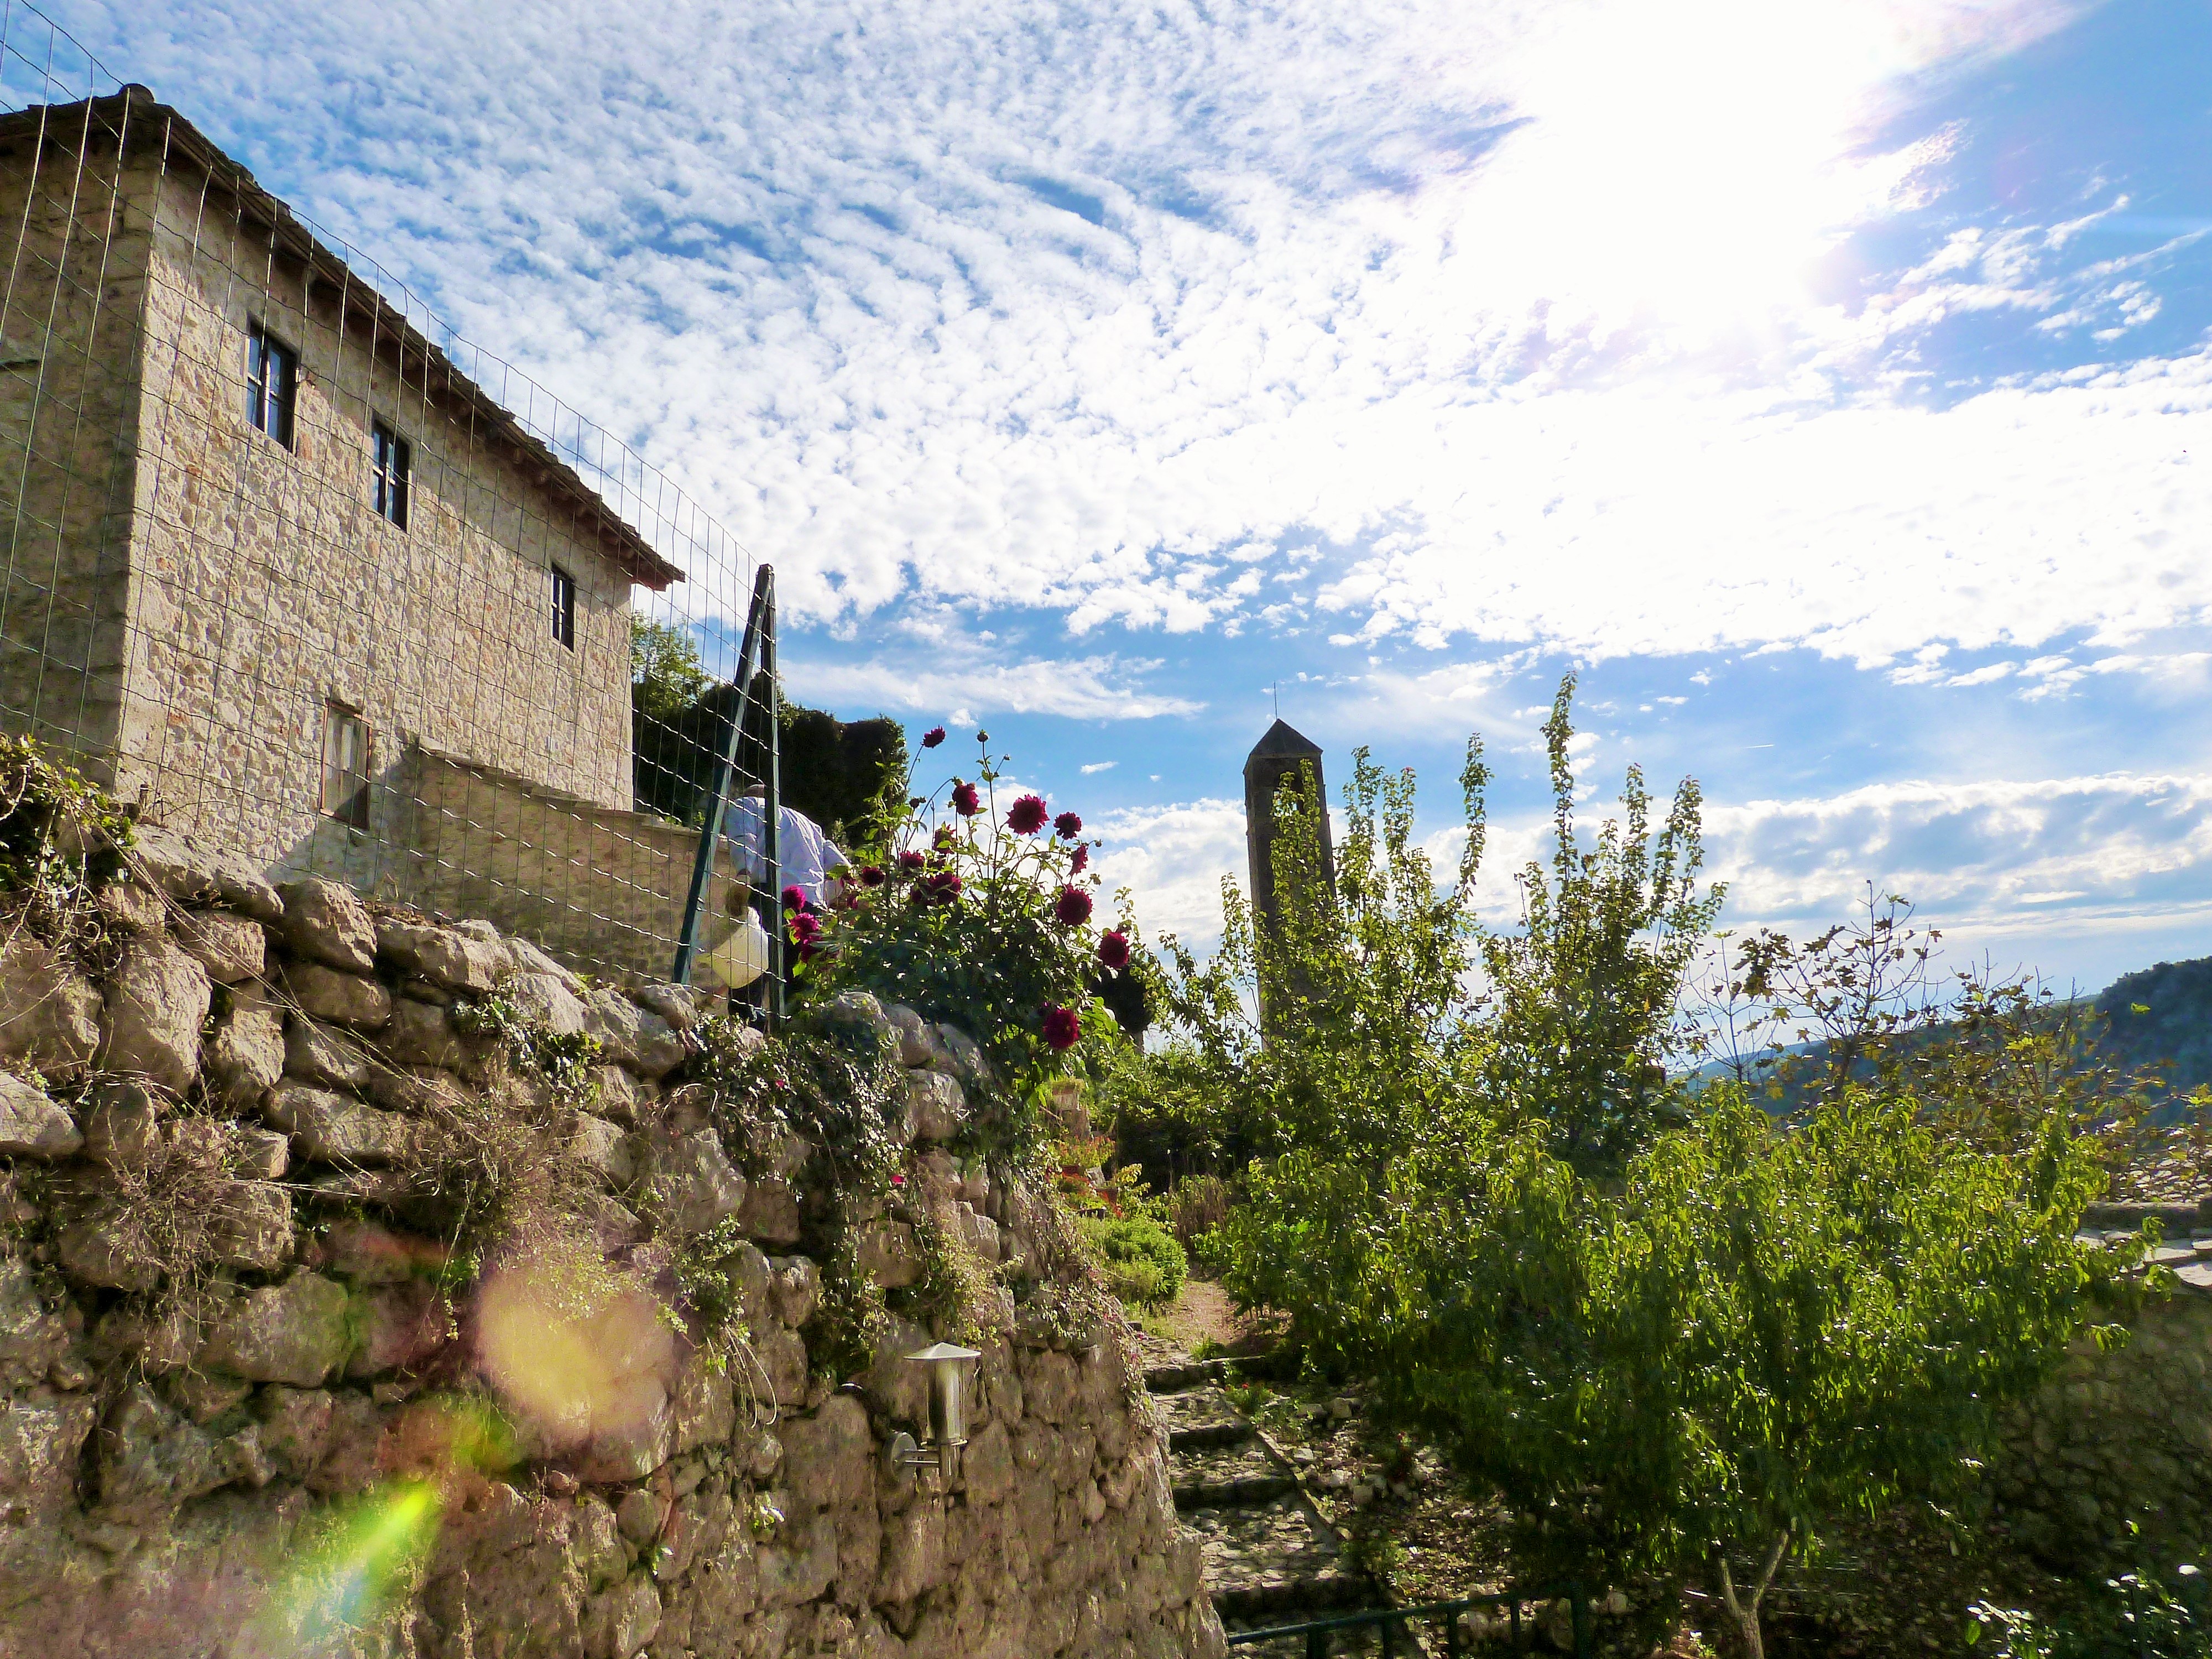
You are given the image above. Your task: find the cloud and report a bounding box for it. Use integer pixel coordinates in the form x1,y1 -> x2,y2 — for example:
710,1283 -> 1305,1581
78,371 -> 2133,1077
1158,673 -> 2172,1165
785,654 -> 1202,721
1089,799 -> 1248,948
1079,760 -> 1118,775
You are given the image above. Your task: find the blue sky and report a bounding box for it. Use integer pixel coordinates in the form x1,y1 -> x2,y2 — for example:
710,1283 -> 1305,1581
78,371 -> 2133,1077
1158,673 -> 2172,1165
36,0 -> 2212,991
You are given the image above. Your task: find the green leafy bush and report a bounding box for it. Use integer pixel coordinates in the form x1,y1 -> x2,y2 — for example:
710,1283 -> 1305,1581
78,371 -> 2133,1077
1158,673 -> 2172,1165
1078,1213 -> 1187,1311
807,730 -> 1115,1152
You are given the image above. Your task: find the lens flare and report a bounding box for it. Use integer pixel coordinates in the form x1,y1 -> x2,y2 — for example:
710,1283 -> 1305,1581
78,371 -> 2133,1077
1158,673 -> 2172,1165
240,1480 -> 442,1658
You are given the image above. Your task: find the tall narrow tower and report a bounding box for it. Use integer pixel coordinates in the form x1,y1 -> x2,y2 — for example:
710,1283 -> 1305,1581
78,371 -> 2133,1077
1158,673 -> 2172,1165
1243,719 -> 1333,932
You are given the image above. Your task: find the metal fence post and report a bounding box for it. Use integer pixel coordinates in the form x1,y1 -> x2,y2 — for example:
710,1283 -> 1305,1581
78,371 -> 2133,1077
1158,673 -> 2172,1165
758,567 -> 782,1025
669,564 -> 771,985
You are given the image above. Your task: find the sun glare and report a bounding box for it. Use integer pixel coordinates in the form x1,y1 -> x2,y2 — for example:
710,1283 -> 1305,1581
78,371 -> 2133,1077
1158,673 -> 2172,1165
1460,0 -> 2031,329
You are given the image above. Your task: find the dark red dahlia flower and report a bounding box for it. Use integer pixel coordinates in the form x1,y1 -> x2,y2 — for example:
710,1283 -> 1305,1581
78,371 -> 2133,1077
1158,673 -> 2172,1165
789,911 -> 822,942
1097,929 -> 1132,971
781,885 -> 807,913
1070,844 -> 1089,875
858,864 -> 886,888
1053,885 -> 1093,927
921,726 -> 947,749
1041,1004 -> 1081,1050
924,870 -> 964,904
1007,794 -> 1048,834
896,849 -> 926,872
951,781 -> 982,817
1053,811 -> 1082,839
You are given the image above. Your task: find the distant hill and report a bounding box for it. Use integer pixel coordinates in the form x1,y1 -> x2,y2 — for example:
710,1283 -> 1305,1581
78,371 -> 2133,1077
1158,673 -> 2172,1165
1693,952 -> 2212,1110
2095,955 -> 2212,1100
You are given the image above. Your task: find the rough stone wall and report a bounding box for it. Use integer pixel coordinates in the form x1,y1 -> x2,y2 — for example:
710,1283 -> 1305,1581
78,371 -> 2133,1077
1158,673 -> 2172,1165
392,744 -> 740,981
0,826 -> 1221,1658
0,117 -> 151,770
1986,1282 -> 2212,1570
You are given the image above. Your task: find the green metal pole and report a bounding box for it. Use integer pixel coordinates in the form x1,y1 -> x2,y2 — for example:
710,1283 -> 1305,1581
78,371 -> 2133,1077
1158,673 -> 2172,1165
670,564 -> 770,985
760,568 -> 783,1025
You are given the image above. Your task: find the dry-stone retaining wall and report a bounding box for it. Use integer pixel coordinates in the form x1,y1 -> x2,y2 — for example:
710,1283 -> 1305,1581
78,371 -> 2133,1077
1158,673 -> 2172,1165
0,822 -> 1222,1658
1986,1230 -> 2212,1571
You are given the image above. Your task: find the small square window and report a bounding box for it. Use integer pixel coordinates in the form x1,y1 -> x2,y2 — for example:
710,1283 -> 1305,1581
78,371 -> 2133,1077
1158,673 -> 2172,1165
550,564 -> 576,650
321,705 -> 370,829
247,320 -> 296,448
371,420 -> 410,528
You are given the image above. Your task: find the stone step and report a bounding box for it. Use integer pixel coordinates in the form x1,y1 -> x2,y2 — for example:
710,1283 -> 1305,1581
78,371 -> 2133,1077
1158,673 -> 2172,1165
1182,1493 -> 1366,1621
1171,1437 -> 1297,1509
1155,1387 -> 1254,1448
1145,1357 -> 1231,1392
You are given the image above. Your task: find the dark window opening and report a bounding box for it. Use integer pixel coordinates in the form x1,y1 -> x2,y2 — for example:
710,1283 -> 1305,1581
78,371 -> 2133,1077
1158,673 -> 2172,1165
551,564 -> 576,650
371,420 -> 410,528
247,320 -> 296,447
321,705 -> 370,829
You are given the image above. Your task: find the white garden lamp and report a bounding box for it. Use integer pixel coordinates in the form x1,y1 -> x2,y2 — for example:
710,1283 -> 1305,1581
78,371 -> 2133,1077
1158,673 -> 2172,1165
885,1342 -> 983,1486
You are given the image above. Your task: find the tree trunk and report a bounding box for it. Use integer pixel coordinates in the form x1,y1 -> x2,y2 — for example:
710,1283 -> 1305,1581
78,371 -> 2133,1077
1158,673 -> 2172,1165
1716,1530 -> 1792,1659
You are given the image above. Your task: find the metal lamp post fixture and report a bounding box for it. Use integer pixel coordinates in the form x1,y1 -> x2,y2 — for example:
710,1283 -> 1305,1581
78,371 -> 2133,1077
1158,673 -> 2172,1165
885,1343 -> 983,1486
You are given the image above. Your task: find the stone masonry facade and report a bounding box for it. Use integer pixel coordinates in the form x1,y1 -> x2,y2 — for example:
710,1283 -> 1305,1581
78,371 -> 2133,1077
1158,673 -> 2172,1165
0,814 -> 1222,1657
0,91 -> 716,977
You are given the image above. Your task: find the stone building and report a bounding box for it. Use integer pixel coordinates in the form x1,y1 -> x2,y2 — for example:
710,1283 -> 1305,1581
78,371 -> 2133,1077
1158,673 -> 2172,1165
1243,718 -> 1332,930
0,87 -> 733,973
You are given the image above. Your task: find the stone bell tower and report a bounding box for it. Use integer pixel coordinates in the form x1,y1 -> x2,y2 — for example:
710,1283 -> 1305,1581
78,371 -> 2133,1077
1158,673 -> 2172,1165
1243,719 -> 1333,935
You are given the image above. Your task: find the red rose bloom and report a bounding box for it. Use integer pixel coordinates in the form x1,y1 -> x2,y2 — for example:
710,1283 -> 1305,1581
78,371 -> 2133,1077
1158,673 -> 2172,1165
1041,1004 -> 1081,1050
896,849 -> 926,872
1070,844 -> 1089,875
1007,794 -> 1048,834
858,864 -> 886,887
1053,885 -> 1093,926
1097,929 -> 1131,971
1053,811 -> 1082,839
951,781 -> 981,817
921,727 -> 947,749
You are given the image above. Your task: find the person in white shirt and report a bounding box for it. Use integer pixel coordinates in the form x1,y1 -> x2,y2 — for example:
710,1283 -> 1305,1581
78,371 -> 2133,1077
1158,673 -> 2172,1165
722,785 -> 851,908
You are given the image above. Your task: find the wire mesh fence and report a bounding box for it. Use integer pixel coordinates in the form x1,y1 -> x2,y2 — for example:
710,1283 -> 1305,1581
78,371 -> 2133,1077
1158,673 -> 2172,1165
0,2 -> 789,999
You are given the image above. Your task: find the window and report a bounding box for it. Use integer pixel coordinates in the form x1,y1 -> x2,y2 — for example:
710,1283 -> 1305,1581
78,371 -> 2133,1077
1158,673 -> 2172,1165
320,705 -> 370,829
246,320 -> 296,447
550,564 -> 576,650
371,420 -> 410,528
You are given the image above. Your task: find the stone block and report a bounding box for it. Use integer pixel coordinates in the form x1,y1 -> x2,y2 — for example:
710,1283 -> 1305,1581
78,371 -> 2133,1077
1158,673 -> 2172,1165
197,1272 -> 353,1385
0,1070 -> 79,1158
95,879 -> 164,935
568,1113 -> 635,1186
170,908 -> 264,983
80,1081 -> 160,1167
857,1222 -> 920,1289
959,1204 -> 1001,1264
317,1217 -> 441,1284
96,1382 -> 228,1510
769,1255 -> 820,1328
264,1083 -> 421,1166
251,1385 -> 335,1480
232,1126 -> 289,1180
672,1349 -> 736,1454
507,970 -> 587,1036
206,1180 -> 294,1272
56,1213 -> 155,1291
346,1281 -> 453,1378
584,1577 -> 664,1659
760,1512 -> 839,1610
652,1129 -> 747,1238
204,988 -> 285,1109
0,1386 -> 97,1511
740,1176 -> 802,1245
375,919 -> 504,993
0,934 -> 101,1078
821,989 -> 894,1051
285,961 -> 392,1031
583,986 -> 685,1078
632,982 -> 709,1031
0,1256 -> 72,1390
285,1014 -> 374,1091
99,935 -> 211,1093
278,877 -> 377,972
904,1072 -> 966,1143
885,1003 -> 948,1071
779,1395 -> 872,1516
131,826 -> 283,922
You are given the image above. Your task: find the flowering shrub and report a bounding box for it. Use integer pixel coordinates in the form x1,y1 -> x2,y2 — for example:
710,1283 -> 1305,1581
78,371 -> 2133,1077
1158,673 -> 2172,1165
800,730 -> 1117,1150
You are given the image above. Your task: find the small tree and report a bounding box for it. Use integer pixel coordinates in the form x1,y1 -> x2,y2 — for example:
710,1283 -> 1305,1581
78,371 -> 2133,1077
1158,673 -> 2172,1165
1223,1087 -> 2136,1659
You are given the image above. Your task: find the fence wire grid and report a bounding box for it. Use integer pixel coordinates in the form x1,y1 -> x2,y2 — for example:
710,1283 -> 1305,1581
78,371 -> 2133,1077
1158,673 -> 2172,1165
0,3 -> 786,995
